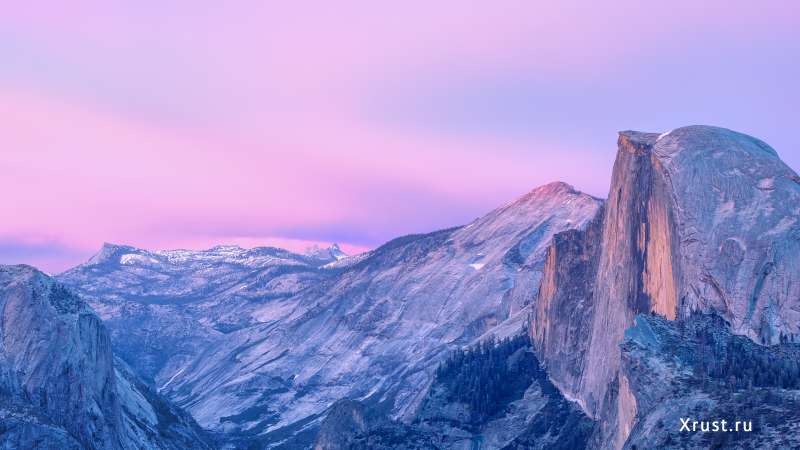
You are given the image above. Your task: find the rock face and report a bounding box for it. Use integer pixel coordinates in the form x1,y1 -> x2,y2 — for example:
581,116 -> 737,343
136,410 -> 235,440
531,125 -> 800,448
651,126 -> 800,340
312,399 -> 372,450
531,205 -> 604,404
0,265 -> 212,450
59,182 -> 602,448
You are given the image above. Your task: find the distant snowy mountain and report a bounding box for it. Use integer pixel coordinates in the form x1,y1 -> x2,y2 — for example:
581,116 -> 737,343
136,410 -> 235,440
59,243 -> 334,383
304,243 -> 348,263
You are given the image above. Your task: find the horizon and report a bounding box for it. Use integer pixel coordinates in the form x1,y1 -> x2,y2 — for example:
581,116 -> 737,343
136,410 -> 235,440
3,1 -> 799,272
25,179 -> 583,274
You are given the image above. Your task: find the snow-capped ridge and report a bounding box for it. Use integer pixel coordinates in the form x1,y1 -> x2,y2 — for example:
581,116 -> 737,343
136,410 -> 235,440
304,242 -> 349,263
329,243 -> 347,260
85,242 -> 137,266
81,242 -> 329,270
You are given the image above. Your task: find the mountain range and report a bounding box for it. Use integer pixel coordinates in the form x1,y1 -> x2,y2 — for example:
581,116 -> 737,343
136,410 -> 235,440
2,125 -> 799,449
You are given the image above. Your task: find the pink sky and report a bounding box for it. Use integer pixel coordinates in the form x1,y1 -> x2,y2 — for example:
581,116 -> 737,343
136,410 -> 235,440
2,1 -> 799,272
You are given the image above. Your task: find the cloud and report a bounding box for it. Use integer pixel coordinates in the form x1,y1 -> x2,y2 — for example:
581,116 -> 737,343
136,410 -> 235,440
0,237 -> 87,274
0,1 -> 797,272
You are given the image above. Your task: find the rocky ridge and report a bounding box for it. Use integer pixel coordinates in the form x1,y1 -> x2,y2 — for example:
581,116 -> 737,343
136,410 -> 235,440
59,182 -> 602,448
0,265 -> 212,450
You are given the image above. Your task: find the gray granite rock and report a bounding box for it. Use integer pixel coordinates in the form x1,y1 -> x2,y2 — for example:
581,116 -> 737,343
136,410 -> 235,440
0,265 -> 213,450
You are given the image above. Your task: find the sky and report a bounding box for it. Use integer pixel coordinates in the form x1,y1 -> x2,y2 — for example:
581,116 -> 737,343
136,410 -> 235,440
1,1 -> 799,272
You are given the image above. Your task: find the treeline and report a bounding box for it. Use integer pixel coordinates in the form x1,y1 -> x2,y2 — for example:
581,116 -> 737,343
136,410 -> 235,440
434,334 -> 541,422
689,318 -> 800,390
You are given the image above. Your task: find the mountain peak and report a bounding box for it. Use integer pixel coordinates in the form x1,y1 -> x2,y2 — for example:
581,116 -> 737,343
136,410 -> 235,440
509,182 -> 600,210
618,130 -> 660,155
208,244 -> 244,252
618,125 -> 780,159
86,242 -> 138,265
531,181 -> 579,196
653,125 -> 780,158
304,243 -> 348,262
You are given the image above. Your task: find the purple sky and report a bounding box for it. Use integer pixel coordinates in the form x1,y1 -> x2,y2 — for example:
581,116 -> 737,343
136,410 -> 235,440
2,1 -> 799,272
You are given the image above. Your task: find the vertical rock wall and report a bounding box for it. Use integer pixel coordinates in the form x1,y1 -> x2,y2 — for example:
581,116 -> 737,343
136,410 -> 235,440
531,205 -> 604,406
1,266 -> 123,449
531,126 -> 800,449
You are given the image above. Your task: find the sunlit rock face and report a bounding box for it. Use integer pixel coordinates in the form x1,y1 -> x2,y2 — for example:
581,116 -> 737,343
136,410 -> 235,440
0,265 -> 212,450
652,126 -> 800,341
531,125 -> 800,448
580,129 -> 682,448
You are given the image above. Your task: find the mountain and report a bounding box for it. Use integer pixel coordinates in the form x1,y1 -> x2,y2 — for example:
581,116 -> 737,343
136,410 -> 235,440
0,265 -> 213,450
51,125 -> 800,449
304,244 -> 348,264
58,243 -> 334,383
530,125 -> 800,448
59,182 -> 602,448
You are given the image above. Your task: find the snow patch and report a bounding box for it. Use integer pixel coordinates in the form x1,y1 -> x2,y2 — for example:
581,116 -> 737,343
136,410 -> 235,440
158,367 -> 186,392
757,177 -> 775,190
253,300 -> 295,322
120,254 -> 159,265
469,263 -> 485,270
322,251 -> 370,269
657,130 -> 674,141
